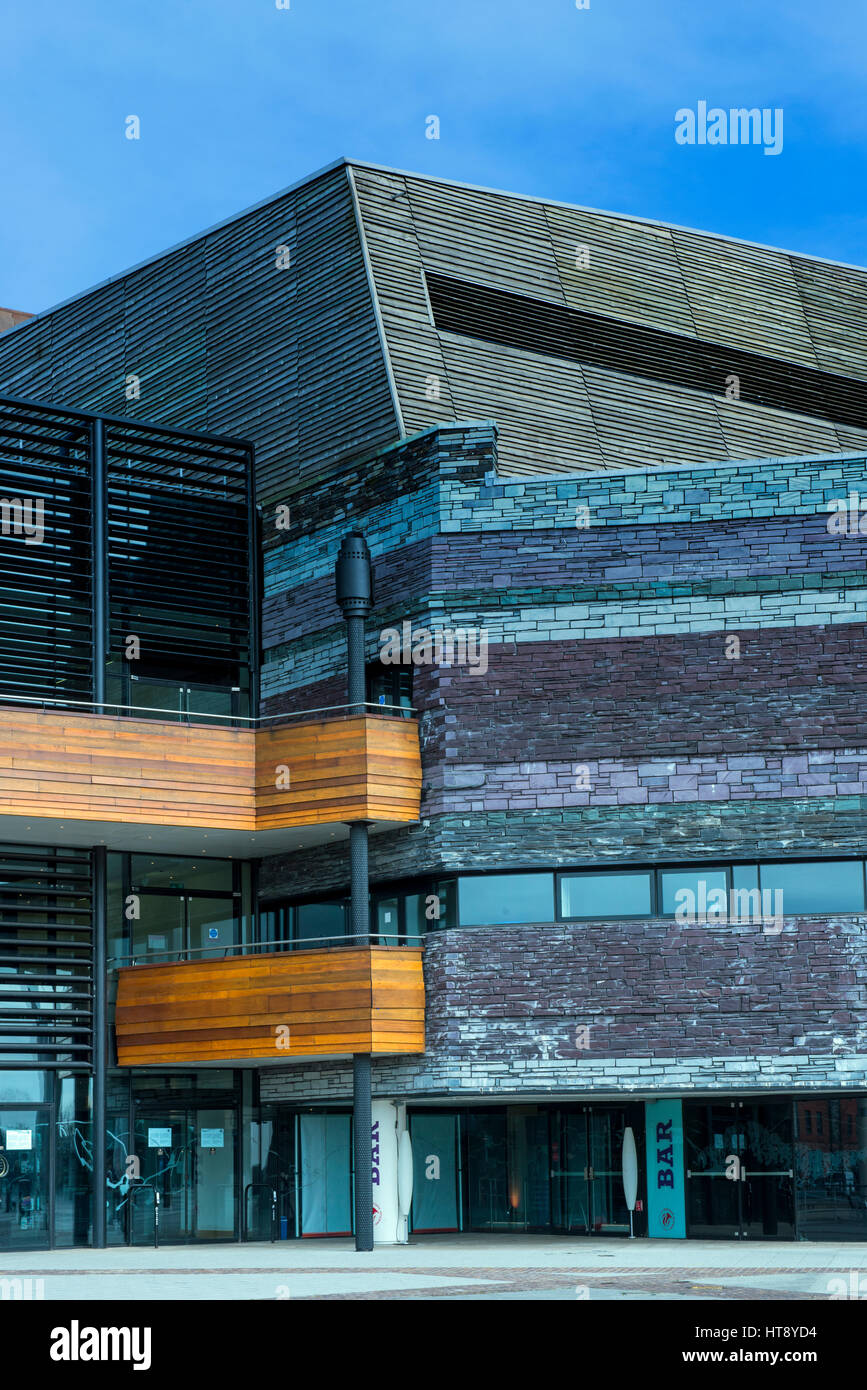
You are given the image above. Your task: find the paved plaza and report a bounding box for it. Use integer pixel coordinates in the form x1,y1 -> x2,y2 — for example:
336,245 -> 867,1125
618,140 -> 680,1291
5,1235 -> 867,1301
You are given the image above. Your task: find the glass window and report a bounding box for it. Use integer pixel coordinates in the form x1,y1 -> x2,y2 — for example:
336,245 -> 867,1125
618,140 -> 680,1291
459,873 -> 553,926
732,864 -> 759,893
374,896 -> 400,947
107,853 -> 126,966
132,894 -> 185,964
366,662 -> 412,718
559,871 -> 651,919
0,1071 -> 49,1104
130,855 -> 233,893
295,901 -> 345,945
759,860 -> 865,914
403,893 -> 427,943
54,1074 -> 92,1247
429,880 -> 457,930
660,867 -> 729,916
259,905 -> 289,949
187,897 -> 239,960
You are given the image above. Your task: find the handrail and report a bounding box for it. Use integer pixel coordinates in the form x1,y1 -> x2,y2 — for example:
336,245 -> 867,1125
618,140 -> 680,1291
130,1182 -> 161,1249
0,693 -> 416,724
109,932 -> 425,968
243,1177 -> 294,1243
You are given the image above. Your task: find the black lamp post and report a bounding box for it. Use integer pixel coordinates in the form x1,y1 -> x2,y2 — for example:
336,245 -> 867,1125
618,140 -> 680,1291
335,531 -> 375,1253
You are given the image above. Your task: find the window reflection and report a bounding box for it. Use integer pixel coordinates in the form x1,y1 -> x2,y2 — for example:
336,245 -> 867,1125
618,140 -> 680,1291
795,1098 -> 867,1240
459,874 -> 554,926
560,872 -> 651,919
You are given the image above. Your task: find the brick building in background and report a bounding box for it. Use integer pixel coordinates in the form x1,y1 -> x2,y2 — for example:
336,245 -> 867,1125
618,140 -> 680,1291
1,160 -> 867,1244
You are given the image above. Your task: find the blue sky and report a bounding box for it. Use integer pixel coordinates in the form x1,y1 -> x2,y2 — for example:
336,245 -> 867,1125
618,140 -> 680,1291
1,0 -> 865,313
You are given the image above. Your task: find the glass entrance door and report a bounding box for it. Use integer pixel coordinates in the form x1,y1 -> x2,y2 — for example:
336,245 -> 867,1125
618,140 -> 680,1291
465,1109 -> 551,1229
552,1107 -> 638,1234
741,1104 -> 795,1239
130,1106 -> 239,1243
131,1109 -> 195,1243
0,1107 -> 51,1250
685,1101 -> 795,1238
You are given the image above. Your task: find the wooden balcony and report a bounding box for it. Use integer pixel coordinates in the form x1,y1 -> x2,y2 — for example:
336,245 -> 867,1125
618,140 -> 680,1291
114,945 -> 425,1065
0,707 -> 421,854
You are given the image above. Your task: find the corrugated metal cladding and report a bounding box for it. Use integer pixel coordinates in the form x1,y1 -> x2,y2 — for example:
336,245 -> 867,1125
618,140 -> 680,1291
0,166 -> 399,504
350,167 -> 867,474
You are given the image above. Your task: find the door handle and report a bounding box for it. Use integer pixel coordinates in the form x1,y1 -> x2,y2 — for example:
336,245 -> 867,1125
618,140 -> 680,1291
741,1170 -> 793,1178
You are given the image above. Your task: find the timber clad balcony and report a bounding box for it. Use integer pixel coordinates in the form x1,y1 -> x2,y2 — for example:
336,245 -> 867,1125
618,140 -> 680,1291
114,945 -> 426,1065
0,706 -> 421,854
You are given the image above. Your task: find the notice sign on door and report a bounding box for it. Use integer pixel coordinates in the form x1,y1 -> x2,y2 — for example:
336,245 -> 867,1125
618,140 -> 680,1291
147,1128 -> 172,1148
5,1130 -> 32,1151
200,1129 -> 224,1148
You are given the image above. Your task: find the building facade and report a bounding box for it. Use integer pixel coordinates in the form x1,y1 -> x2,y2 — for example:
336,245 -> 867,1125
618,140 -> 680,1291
2,160 -> 867,1246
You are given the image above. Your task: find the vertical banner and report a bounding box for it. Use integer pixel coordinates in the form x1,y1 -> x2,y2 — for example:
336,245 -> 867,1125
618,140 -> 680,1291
371,1100 -> 400,1244
645,1099 -> 686,1238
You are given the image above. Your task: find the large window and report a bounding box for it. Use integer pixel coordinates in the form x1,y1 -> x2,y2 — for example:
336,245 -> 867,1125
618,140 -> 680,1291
758,860 -> 865,915
459,874 -> 553,926
296,901 -> 346,944
265,856 -> 867,940
559,871 -> 652,920
107,852 -> 241,967
366,661 -> 412,717
659,867 -> 729,916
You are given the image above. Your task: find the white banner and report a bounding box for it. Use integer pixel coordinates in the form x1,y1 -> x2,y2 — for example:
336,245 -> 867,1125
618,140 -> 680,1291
371,1101 -> 401,1244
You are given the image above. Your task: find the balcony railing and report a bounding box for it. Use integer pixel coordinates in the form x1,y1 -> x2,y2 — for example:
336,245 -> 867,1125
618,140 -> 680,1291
109,931 -> 425,968
0,690 -> 414,725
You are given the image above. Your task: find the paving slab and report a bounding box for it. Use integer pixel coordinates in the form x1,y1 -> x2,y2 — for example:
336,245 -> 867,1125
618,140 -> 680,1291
5,1235 -> 867,1300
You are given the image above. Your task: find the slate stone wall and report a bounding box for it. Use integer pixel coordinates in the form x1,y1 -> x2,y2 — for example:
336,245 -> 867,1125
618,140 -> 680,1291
259,915 -> 867,1102
257,428 -> 867,1096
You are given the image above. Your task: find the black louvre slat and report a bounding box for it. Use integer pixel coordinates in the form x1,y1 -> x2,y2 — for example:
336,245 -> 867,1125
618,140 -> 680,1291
0,846 -> 93,1067
0,403 -> 94,700
426,271 -> 867,432
0,393 -> 254,715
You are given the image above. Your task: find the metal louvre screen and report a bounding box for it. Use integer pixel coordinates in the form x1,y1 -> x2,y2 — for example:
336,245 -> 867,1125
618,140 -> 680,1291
105,423 -> 252,704
0,845 -> 93,1068
0,400 -> 93,704
425,270 -> 867,431
0,394 -> 254,715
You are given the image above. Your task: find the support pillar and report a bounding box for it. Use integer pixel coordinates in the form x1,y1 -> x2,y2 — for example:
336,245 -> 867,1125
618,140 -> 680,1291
92,845 -> 107,1248
335,531 -> 376,1253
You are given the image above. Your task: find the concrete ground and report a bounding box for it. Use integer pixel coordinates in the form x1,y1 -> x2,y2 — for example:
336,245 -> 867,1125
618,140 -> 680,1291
5,1234 -> 867,1300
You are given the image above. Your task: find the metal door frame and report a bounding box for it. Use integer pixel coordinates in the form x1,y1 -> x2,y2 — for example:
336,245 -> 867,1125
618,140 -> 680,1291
0,1100 -> 54,1252
552,1104 -> 638,1235
685,1099 -> 795,1240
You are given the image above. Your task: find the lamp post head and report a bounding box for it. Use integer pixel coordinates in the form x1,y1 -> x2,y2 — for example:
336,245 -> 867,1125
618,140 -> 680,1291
335,531 -> 373,617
